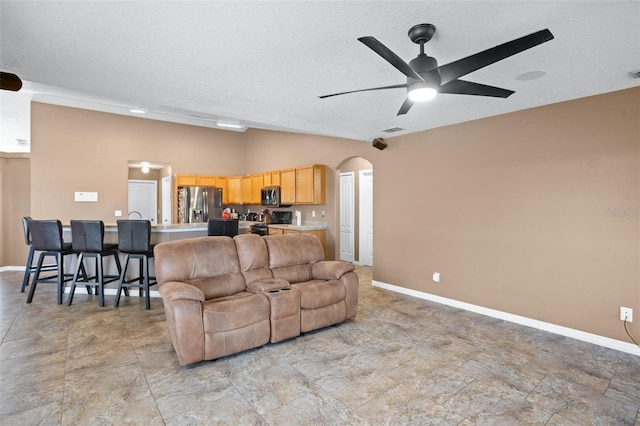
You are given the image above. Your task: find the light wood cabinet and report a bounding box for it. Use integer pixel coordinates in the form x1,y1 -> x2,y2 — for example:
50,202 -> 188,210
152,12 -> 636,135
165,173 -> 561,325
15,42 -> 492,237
280,168 -> 296,205
241,176 -> 252,205
263,170 -> 280,188
251,174 -> 264,204
176,174 -> 198,187
197,175 -> 217,187
227,177 -> 242,204
295,165 -> 326,204
268,228 -> 283,235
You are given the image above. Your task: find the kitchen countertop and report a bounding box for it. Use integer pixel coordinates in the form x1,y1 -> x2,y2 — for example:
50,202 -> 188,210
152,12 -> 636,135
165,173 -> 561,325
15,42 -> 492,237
268,223 -> 328,231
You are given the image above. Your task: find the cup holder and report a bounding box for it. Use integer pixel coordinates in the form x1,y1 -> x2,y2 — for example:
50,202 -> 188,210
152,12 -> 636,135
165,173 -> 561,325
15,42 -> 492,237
268,289 -> 280,293
281,288 -> 291,291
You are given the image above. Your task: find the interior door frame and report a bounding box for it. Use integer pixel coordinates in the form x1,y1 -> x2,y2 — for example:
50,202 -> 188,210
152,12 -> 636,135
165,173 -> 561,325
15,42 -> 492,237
359,169 -> 373,266
339,172 -> 355,263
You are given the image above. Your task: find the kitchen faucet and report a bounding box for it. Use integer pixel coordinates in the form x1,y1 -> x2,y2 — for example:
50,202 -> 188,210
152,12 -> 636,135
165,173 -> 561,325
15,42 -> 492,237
127,211 -> 142,219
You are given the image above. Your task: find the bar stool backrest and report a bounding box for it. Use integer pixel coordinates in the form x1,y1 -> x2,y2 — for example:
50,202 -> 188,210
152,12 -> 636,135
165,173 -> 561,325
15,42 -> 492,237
207,218 -> 239,237
28,219 -> 64,251
117,220 -> 152,254
22,216 -> 32,246
70,220 -> 105,252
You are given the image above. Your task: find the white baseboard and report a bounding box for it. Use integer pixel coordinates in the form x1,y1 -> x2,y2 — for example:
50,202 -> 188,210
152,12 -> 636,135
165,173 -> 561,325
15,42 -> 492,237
0,266 -> 25,272
372,280 -> 640,357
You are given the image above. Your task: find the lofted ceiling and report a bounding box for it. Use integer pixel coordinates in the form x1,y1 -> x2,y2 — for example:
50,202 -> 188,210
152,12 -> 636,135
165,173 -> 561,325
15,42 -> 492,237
1,1 -> 639,142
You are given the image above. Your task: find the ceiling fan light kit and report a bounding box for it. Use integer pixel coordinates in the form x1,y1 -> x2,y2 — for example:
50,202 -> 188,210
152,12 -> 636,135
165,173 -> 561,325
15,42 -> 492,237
319,23 -> 554,116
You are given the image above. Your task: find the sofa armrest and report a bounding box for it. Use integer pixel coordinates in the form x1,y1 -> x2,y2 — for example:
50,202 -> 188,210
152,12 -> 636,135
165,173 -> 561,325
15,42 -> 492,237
246,278 -> 290,292
159,281 -> 205,303
312,261 -> 356,280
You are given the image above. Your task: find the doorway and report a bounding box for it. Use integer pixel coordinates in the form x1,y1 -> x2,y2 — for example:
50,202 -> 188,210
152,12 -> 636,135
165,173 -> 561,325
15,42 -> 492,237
128,180 -> 157,223
339,172 -> 355,262
337,157 -> 373,266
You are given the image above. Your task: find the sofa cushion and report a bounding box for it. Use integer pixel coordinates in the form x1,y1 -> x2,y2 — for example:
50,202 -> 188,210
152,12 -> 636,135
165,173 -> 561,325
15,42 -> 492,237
234,234 -> 273,284
203,292 -> 270,332
263,234 -> 324,268
155,236 -> 245,299
292,279 -> 346,310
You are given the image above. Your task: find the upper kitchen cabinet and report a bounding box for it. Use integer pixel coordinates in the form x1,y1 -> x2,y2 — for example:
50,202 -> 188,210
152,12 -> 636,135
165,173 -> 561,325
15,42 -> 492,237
227,176 -> 243,204
295,165 -> 326,204
176,174 -> 198,187
280,168 -> 296,205
263,170 -> 281,188
197,175 -> 217,187
251,174 -> 263,204
241,176 -> 252,205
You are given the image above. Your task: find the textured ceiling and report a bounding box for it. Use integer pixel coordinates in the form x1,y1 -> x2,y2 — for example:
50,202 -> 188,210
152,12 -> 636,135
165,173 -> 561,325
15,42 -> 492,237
1,1 -> 639,142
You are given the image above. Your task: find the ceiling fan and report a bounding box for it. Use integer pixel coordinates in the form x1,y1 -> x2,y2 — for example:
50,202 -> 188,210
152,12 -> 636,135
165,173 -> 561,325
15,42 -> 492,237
319,24 -> 554,115
0,71 -> 23,91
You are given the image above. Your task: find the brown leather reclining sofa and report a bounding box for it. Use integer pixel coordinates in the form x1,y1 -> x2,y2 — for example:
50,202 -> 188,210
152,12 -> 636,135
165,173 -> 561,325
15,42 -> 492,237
155,233 -> 359,365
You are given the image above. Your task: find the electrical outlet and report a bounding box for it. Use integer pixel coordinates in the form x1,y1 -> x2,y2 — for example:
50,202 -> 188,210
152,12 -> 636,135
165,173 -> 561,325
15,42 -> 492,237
115,210 -> 122,217
312,211 -> 316,217
620,307 -> 633,322
432,272 -> 440,283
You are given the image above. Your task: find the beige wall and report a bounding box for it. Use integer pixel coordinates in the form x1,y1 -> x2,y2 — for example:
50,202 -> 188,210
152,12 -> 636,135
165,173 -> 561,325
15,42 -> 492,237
373,87 -> 639,343
1,154 -> 31,266
29,102 -> 247,224
3,87 -> 638,345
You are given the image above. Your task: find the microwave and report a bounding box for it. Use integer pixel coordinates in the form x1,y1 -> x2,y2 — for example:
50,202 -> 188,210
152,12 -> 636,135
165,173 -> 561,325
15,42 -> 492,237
261,186 -> 289,207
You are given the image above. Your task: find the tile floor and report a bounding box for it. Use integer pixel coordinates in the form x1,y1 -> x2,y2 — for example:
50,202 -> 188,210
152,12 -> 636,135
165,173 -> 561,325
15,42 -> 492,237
1,267 -> 639,425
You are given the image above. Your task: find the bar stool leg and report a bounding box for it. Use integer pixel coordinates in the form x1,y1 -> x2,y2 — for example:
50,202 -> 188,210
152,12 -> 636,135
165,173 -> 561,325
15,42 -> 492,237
143,256 -> 150,310
66,253 -> 85,306
114,255 -> 130,308
56,253 -> 65,305
26,253 -> 46,304
21,247 -> 35,292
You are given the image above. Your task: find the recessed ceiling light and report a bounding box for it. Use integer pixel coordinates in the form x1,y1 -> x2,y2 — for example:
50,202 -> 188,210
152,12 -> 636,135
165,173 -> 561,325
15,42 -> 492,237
515,70 -> 547,81
129,107 -> 148,114
216,121 -> 245,130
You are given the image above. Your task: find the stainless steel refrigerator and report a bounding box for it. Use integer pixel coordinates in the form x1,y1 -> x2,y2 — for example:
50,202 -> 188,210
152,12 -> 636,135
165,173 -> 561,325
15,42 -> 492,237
177,187 -> 223,223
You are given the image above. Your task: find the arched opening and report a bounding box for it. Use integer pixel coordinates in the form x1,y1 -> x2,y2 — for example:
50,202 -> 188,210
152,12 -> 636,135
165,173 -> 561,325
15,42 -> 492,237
335,157 -> 373,266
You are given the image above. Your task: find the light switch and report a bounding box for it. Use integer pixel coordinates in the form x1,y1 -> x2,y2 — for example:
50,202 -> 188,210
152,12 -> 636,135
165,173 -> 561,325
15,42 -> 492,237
115,210 -> 122,217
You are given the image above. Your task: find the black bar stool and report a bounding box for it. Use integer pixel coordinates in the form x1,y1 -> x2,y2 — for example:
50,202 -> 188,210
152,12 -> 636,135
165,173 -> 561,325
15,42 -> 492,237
207,218 -> 239,237
26,219 -> 81,304
67,220 -> 122,307
20,216 -> 57,292
114,220 -> 156,310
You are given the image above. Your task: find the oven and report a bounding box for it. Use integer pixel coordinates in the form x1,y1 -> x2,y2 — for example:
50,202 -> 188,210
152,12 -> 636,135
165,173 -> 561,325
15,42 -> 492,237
250,223 -> 269,236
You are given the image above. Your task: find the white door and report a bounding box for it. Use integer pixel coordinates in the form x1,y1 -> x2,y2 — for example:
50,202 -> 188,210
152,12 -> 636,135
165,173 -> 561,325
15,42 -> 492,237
339,172 -> 355,262
161,176 -> 172,224
359,170 -> 373,266
128,180 -> 157,223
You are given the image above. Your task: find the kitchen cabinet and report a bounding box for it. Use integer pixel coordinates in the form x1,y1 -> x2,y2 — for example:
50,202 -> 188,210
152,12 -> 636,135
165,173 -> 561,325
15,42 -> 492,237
251,174 -> 264,204
176,174 -> 198,187
280,168 -> 296,204
268,228 -> 283,235
263,170 -> 280,188
295,165 -> 326,204
227,177 -> 242,204
198,175 -> 217,187
241,176 -> 252,205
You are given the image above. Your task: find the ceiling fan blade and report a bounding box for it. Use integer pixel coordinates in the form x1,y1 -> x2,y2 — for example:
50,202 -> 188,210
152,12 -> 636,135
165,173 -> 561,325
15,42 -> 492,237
358,36 -> 424,81
319,83 -> 407,99
397,98 -> 414,116
0,71 -> 23,91
437,29 -> 554,85
439,79 -> 514,98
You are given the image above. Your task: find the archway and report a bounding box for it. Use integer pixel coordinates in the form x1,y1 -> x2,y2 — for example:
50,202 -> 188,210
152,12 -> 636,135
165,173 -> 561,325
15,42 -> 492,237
335,157 -> 373,265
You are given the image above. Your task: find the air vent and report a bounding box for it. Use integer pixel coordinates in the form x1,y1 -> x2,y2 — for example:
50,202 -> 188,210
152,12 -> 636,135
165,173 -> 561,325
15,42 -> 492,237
628,69 -> 640,79
381,126 -> 404,133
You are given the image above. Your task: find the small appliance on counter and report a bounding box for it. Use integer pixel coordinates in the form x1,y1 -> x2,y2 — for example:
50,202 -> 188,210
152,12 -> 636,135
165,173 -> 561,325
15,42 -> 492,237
271,210 -> 292,224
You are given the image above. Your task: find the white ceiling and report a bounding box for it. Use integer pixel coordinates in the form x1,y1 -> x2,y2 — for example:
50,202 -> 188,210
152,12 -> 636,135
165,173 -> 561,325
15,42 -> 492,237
1,1 -> 639,143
